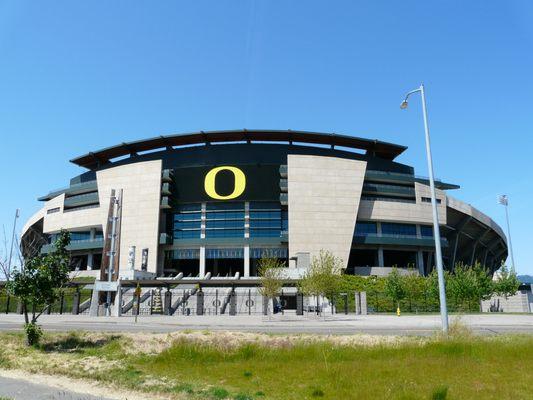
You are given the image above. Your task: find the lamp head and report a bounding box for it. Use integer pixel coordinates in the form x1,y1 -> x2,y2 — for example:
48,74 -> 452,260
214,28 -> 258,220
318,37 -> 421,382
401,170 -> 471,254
400,100 -> 409,110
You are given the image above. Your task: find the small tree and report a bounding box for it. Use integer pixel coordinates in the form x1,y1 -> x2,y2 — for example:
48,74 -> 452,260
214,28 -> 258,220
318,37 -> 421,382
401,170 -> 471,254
447,263 -> 493,312
299,250 -> 343,315
257,253 -> 285,317
385,267 -> 406,314
7,230 -> 70,345
402,267 -> 425,312
493,264 -> 520,299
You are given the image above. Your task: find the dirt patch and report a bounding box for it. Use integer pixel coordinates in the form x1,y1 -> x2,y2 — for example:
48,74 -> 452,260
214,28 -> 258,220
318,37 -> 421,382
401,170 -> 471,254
121,330 -> 423,354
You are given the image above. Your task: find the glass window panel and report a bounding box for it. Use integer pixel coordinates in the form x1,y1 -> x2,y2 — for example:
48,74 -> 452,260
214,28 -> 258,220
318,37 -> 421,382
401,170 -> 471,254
420,226 -> 434,237
206,202 -> 244,211
381,223 -> 417,236
205,220 -> 244,229
355,222 -> 377,236
204,229 -> 244,238
249,229 -> 281,238
174,230 -> 201,239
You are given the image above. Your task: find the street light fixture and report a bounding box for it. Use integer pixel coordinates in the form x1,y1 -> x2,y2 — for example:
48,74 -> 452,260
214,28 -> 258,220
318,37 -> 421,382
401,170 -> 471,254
401,84 -> 449,333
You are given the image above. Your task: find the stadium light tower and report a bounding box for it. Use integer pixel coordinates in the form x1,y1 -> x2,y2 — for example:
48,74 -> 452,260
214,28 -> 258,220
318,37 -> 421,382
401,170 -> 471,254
497,195 -> 516,271
400,84 -> 449,333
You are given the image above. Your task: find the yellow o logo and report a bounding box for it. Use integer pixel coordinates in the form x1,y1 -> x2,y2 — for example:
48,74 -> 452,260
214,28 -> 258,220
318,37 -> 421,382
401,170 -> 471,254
204,166 -> 246,200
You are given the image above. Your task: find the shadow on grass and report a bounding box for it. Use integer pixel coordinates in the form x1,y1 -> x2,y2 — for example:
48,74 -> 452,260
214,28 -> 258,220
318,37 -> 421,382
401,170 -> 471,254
39,333 -> 122,353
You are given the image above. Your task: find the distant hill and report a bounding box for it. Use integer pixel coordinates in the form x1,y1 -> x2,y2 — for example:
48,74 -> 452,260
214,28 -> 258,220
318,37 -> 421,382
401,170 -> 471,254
518,275 -> 533,284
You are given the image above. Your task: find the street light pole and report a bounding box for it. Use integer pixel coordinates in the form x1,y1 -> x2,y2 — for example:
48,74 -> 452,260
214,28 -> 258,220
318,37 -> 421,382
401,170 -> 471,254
401,84 -> 449,333
7,209 -> 20,277
498,195 -> 515,271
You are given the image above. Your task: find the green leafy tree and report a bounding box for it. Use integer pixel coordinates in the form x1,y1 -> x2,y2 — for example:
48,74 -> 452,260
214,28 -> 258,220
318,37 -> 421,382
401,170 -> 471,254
6,230 -> 71,345
493,264 -> 520,298
402,267 -> 425,312
385,267 -> 406,313
257,253 -> 285,316
299,250 -> 343,315
447,263 -> 493,311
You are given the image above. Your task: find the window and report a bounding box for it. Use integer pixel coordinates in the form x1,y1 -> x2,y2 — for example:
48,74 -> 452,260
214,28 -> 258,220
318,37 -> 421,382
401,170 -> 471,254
381,223 -> 417,237
173,204 -> 202,239
421,197 -> 441,204
70,232 -> 91,241
47,207 -> 60,214
248,202 -> 285,238
206,219 -> 244,229
420,225 -> 434,237
355,222 -> 377,236
361,195 -> 415,204
205,229 -> 244,238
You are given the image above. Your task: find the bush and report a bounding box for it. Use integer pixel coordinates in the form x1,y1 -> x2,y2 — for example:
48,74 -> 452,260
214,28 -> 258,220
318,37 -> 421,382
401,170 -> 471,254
24,322 -> 43,346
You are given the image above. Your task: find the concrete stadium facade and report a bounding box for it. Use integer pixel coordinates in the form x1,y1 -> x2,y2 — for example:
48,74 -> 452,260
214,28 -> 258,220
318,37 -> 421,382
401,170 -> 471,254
22,130 -> 508,281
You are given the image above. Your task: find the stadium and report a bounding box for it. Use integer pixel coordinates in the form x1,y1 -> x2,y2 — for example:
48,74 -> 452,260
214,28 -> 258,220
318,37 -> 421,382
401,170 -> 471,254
22,130 -> 508,283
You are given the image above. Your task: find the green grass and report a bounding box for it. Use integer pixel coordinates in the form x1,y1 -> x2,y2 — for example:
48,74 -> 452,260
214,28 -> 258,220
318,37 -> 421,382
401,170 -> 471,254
0,331 -> 532,399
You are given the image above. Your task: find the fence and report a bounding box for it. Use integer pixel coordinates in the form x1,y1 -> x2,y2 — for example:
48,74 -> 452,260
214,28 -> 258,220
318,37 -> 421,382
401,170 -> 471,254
0,288 -> 93,315
1,287 -> 484,316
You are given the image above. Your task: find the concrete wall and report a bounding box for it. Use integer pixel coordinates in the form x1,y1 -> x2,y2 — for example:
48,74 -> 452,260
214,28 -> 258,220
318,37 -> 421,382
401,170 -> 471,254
288,154 -> 367,269
23,160 -> 162,275
481,289 -> 532,313
96,160 -> 162,274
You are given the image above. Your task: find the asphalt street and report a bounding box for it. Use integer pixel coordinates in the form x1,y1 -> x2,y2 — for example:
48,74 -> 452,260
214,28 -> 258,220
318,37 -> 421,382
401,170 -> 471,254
0,375 -> 111,400
0,313 -> 532,335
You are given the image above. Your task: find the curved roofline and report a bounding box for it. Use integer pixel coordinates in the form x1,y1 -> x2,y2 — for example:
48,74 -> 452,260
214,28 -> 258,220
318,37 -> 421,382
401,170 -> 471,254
70,129 -> 407,170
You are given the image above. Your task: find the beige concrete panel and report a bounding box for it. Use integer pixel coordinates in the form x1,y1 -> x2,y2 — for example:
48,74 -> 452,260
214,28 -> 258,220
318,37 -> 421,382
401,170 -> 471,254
97,160 -> 162,274
356,182 -> 447,225
43,193 -> 102,233
288,155 -> 367,269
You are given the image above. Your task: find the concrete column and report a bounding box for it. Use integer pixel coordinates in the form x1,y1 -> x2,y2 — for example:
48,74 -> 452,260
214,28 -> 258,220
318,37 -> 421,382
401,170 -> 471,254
296,293 -> 303,315
263,295 -> 268,315
355,292 -> 361,314
112,284 -> 122,317
196,290 -> 204,315
72,289 -> 81,315
229,290 -> 237,316
88,288 -> 99,316
416,224 -> 422,238
244,245 -> 250,277
360,291 -> 367,315
199,246 -> 206,277
377,247 -> 384,267
87,253 -> 94,271
164,289 -> 172,315
417,250 -> 425,276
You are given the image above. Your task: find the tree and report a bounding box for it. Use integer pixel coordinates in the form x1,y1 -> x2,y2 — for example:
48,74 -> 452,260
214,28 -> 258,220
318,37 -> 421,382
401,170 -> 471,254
493,264 -> 520,299
299,250 -> 343,315
447,263 -> 493,311
385,267 -> 406,313
402,267 -> 425,312
6,230 -> 71,345
257,253 -> 285,317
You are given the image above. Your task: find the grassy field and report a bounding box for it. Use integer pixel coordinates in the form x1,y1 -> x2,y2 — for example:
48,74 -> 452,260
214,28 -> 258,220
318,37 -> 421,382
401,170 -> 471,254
0,328 -> 531,400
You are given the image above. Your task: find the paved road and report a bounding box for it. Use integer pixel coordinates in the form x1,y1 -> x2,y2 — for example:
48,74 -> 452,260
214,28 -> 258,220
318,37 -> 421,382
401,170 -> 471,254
0,313 -> 532,335
0,375 -> 111,400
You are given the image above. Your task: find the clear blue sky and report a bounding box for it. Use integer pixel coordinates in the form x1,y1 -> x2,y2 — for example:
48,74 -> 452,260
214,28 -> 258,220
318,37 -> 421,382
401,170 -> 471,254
1,1 -> 531,274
